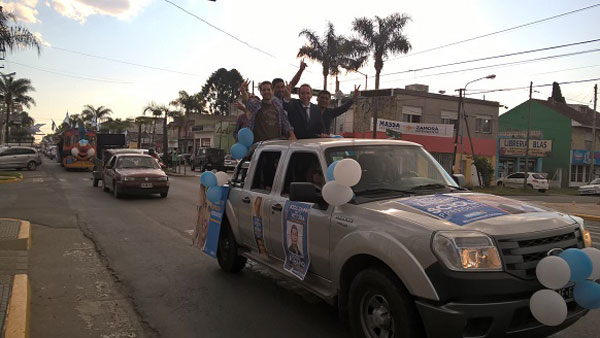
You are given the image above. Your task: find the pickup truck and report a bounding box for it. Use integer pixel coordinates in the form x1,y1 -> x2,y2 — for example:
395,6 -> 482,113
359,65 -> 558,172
216,138 -> 591,338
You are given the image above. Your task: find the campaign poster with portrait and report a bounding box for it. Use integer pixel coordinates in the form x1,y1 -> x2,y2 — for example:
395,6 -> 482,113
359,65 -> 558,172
193,185 -> 230,258
252,196 -> 268,256
282,201 -> 311,280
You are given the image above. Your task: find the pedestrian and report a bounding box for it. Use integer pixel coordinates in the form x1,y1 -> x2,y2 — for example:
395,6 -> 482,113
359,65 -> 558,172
171,148 -> 178,169
240,80 -> 296,142
317,84 -> 361,135
232,102 -> 252,141
282,83 -> 325,139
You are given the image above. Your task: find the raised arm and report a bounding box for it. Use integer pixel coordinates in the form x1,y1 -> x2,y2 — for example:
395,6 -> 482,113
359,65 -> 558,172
240,79 -> 250,103
327,84 -> 361,118
288,59 -> 307,92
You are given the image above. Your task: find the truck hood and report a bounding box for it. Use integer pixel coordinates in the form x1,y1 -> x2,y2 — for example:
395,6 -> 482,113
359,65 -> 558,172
361,192 -> 577,236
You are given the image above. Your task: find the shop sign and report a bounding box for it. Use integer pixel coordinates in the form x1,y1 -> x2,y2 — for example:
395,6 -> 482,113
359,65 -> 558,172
499,139 -> 552,157
572,150 -> 600,165
499,130 -> 543,138
375,118 -> 454,137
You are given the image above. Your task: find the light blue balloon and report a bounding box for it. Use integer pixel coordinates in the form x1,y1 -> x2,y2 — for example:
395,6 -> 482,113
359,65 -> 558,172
327,160 -> 339,181
200,171 -> 217,187
560,248 -> 593,282
574,280 -> 600,309
231,143 -> 248,160
206,186 -> 223,203
238,128 -> 254,148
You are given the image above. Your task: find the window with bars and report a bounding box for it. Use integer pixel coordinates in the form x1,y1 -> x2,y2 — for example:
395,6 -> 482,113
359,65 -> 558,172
402,106 -> 422,123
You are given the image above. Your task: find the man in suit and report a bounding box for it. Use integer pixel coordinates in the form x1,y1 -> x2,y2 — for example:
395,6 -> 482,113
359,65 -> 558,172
283,83 -> 325,139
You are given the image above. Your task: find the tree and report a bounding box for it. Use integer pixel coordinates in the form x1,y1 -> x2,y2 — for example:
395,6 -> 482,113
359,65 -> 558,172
142,103 -> 180,158
0,7 -> 41,55
134,116 -> 154,149
298,22 -> 367,90
99,117 -> 132,134
474,156 -> 494,187
10,111 -> 35,143
81,105 -> 113,128
0,76 -> 35,143
142,102 -> 164,146
352,13 -> 412,90
170,90 -> 203,152
201,68 -> 243,116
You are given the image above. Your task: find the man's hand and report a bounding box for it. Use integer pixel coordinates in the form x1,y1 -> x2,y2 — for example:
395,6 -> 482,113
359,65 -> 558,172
284,81 -> 292,101
300,59 -> 307,71
352,84 -> 361,101
288,131 -> 297,140
240,79 -> 250,93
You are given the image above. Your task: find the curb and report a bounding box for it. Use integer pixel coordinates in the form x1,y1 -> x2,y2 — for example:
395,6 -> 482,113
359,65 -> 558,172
0,219 -> 31,251
4,274 -> 30,338
0,174 -> 23,185
572,213 -> 600,222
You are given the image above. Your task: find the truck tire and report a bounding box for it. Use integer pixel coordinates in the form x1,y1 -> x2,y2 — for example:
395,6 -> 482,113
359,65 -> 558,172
348,268 -> 424,338
217,223 -> 247,273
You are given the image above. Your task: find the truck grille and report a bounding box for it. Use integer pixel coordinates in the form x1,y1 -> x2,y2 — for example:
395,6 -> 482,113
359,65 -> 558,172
495,226 -> 584,280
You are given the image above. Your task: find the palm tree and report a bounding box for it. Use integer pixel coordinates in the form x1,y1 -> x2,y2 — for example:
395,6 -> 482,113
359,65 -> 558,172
81,105 -> 113,128
0,7 -> 41,55
143,103 -> 180,158
352,13 -> 412,90
0,76 -> 35,143
100,117 -> 132,134
298,22 -> 367,91
142,102 -> 164,146
170,90 -> 202,152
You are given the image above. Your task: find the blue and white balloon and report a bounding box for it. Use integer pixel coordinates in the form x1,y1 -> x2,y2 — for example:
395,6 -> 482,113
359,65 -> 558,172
582,247 -> 600,280
200,171 -> 217,187
333,158 -> 362,187
574,280 -> 600,309
536,256 -> 571,290
206,186 -> 222,203
560,248 -> 593,283
327,161 -> 339,181
215,171 -> 229,186
231,143 -> 248,160
529,289 -> 568,326
238,128 -> 254,148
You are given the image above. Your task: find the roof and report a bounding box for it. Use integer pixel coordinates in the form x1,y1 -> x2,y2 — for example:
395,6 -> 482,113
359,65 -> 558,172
534,99 -> 600,126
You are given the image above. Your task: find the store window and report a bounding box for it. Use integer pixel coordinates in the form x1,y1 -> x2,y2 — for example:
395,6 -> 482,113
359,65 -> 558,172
475,115 -> 492,133
402,106 -> 422,123
571,165 -> 590,183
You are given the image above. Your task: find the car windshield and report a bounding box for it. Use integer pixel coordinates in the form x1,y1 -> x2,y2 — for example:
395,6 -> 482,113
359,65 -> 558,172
324,145 -> 458,201
116,156 -> 160,169
590,178 -> 600,185
532,174 -> 545,179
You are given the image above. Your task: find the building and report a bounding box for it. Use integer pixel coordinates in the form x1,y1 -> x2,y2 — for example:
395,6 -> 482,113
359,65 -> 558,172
125,117 -> 164,151
335,84 -> 500,185
166,111 -> 239,155
499,99 -> 599,188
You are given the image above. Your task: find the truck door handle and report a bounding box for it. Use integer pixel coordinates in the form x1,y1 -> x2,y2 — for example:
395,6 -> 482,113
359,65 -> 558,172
242,197 -> 251,204
272,204 -> 282,212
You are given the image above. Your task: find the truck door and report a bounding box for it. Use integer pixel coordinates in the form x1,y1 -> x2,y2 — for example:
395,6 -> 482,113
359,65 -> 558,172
266,151 -> 332,280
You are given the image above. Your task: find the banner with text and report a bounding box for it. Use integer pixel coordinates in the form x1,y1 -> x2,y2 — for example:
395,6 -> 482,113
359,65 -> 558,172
499,138 -> 552,157
375,118 -> 454,138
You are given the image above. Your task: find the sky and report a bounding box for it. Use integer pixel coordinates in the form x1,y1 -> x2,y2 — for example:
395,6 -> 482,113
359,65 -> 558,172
3,0 -> 600,139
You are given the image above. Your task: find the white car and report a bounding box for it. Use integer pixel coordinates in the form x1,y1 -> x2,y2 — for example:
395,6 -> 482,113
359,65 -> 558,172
497,172 -> 549,192
579,178 -> 600,195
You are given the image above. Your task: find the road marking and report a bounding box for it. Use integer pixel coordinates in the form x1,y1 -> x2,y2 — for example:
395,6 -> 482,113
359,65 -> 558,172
59,178 -> 66,182
32,178 -> 44,183
184,230 -> 195,236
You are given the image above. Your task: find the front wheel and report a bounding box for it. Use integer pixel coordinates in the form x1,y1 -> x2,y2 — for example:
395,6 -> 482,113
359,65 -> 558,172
217,223 -> 247,273
538,189 -> 546,193
113,183 -> 121,198
160,192 -> 168,198
27,161 -> 37,171
348,268 -> 424,338
497,182 -> 503,187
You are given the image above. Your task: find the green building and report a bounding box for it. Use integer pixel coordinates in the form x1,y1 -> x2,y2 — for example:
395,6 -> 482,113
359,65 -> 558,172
499,99 -> 599,188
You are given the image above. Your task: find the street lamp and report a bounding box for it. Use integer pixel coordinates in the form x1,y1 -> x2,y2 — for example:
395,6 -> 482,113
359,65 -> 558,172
356,70 -> 368,91
451,74 -> 496,187
1,72 -> 16,145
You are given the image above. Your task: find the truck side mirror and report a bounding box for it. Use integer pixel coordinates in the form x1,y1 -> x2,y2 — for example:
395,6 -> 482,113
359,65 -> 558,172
290,182 -> 327,208
452,174 -> 466,187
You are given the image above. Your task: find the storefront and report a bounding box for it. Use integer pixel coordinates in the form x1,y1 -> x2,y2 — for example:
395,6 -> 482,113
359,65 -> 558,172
496,132 -> 552,180
570,149 -> 600,186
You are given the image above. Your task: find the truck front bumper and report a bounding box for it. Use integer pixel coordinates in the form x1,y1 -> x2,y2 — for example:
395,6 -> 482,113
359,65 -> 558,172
415,297 -> 587,338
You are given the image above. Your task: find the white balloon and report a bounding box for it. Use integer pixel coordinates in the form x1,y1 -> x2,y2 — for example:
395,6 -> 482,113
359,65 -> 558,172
536,256 -> 571,290
322,181 -> 353,206
582,247 -> 600,280
215,171 -> 229,186
530,289 -> 567,326
333,158 -> 362,187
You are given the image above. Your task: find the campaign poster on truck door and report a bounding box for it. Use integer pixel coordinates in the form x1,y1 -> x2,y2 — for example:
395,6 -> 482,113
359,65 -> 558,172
252,196 -> 268,256
282,201 -> 311,280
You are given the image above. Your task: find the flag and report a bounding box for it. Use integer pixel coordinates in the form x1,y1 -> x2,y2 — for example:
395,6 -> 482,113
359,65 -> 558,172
51,120 -> 56,131
63,112 -> 69,125
123,129 -> 128,137
29,123 -> 45,134
90,115 -> 97,128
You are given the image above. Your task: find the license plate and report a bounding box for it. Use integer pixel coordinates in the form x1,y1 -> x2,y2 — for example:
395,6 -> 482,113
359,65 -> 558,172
141,183 -> 153,188
557,285 -> 574,301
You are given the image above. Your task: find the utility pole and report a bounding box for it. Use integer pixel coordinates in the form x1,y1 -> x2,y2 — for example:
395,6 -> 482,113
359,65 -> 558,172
590,84 -> 597,181
451,89 -> 463,175
461,95 -> 482,186
523,81 -> 533,189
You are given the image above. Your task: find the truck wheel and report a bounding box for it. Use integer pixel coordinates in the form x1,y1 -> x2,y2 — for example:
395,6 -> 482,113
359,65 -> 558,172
217,223 -> 247,273
348,268 -> 424,338
27,161 -> 37,171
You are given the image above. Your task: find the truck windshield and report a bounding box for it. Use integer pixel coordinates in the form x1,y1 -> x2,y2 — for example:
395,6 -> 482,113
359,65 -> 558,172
324,145 -> 458,198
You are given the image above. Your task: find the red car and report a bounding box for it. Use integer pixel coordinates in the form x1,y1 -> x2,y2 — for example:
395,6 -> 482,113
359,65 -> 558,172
101,153 -> 169,198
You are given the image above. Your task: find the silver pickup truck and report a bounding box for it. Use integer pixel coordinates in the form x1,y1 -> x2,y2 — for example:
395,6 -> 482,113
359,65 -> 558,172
216,138 -> 591,338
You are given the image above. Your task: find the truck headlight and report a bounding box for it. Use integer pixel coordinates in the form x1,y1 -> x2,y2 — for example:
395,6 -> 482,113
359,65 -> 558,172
570,215 -> 592,248
432,231 -> 502,271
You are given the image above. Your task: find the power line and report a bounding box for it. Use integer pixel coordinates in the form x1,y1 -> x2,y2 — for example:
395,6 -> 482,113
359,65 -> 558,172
342,39 -> 600,83
49,46 -> 204,77
389,3 -> 600,61
6,60 -> 133,84
466,77 -> 600,95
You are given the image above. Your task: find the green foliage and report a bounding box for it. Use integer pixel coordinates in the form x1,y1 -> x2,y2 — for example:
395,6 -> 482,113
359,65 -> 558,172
201,68 -> 243,116
0,8 -> 41,55
473,156 -> 494,187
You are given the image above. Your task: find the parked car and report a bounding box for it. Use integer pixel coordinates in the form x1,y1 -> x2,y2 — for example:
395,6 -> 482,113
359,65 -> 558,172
224,154 -> 238,171
497,172 -> 549,192
101,153 -> 169,198
0,146 -> 42,170
216,139 -> 590,338
191,148 -> 225,172
578,178 -> 600,195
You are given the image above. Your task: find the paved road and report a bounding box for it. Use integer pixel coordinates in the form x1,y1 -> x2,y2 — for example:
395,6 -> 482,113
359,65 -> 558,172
2,162 -> 599,337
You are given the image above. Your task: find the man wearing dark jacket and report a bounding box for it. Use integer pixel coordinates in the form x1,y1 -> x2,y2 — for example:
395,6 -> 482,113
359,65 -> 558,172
318,84 -> 361,135
283,83 -> 325,139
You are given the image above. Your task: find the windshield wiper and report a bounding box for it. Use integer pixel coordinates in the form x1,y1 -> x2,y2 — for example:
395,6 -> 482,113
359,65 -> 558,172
406,183 -> 465,191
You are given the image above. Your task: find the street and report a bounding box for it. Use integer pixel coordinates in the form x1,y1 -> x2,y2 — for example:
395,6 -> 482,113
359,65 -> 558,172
1,162 -> 599,338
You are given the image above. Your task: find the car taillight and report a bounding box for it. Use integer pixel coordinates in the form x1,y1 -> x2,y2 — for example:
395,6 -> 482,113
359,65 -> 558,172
532,179 -> 538,183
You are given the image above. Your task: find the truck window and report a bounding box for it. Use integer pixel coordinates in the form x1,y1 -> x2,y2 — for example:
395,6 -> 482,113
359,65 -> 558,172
251,151 -> 281,192
232,160 -> 251,187
281,152 -> 324,196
